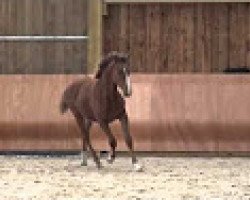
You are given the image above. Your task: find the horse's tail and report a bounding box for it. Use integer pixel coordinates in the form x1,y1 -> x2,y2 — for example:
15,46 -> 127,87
60,97 -> 68,114
60,80 -> 83,114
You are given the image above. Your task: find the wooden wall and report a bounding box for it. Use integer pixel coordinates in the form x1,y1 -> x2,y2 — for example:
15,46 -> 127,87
103,3 -> 250,73
0,75 -> 82,150
0,0 -> 88,74
1,75 -> 250,152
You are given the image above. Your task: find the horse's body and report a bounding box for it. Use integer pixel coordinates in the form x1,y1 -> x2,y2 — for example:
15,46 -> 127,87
60,52 -> 141,171
61,77 -> 125,122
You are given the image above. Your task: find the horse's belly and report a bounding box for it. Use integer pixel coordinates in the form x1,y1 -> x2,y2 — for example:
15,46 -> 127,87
106,107 -> 125,123
82,107 -> 97,121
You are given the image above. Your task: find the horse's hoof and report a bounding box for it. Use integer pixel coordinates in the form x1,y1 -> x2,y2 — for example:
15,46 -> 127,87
81,160 -> 88,166
97,163 -> 103,170
81,151 -> 88,166
106,158 -> 114,164
106,154 -> 115,164
133,163 -> 143,172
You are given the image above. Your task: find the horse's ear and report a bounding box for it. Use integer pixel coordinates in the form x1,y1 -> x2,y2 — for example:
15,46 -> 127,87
118,52 -> 129,62
124,52 -> 129,59
125,53 -> 129,62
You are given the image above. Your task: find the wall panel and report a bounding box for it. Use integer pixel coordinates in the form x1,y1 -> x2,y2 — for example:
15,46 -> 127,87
0,0 -> 88,74
0,75 -> 250,152
103,3 -> 250,73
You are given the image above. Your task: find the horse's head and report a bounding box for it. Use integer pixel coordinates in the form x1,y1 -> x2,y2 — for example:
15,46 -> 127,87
111,53 -> 132,97
96,51 -> 132,97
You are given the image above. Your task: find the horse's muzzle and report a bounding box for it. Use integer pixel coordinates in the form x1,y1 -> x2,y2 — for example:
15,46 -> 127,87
124,90 -> 132,97
124,93 -> 132,98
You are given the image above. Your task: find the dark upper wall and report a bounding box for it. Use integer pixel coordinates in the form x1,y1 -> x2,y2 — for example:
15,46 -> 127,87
103,3 -> 250,73
0,0 -> 88,74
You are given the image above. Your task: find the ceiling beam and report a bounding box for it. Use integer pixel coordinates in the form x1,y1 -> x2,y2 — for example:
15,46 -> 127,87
105,0 -> 250,3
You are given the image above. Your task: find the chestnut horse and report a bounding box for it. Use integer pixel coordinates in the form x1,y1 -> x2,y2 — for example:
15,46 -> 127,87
60,52 -> 142,171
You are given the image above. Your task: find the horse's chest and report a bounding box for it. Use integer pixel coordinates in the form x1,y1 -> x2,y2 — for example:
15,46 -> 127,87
93,97 -> 125,122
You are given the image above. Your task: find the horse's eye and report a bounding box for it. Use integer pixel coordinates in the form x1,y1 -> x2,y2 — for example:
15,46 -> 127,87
119,69 -> 124,75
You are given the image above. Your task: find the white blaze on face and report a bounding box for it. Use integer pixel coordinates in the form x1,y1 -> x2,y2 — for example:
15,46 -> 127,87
123,67 -> 132,95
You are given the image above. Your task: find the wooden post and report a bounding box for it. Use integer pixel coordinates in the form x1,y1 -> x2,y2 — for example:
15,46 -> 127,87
88,0 -> 103,74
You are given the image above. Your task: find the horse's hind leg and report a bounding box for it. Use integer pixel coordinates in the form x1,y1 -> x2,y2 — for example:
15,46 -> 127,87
99,123 -> 117,164
119,113 -> 143,171
70,108 -> 90,166
81,119 -> 92,166
84,123 -> 102,169
71,108 -> 101,168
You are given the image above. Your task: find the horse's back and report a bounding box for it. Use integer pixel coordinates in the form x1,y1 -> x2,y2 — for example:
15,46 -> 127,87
62,77 -> 95,108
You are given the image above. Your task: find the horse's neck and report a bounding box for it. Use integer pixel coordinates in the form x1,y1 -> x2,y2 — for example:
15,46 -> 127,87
95,74 -> 117,99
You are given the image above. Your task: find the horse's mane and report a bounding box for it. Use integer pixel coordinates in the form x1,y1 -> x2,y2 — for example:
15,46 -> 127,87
95,51 -> 129,79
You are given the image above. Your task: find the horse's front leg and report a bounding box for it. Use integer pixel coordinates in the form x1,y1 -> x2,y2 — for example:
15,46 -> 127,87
99,122 -> 117,164
119,113 -> 143,171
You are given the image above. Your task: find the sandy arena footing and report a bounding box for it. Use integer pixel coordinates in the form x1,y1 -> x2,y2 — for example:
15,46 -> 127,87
0,155 -> 250,199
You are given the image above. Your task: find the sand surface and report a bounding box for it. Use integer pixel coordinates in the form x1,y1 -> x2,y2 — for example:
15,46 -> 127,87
0,155 -> 250,199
